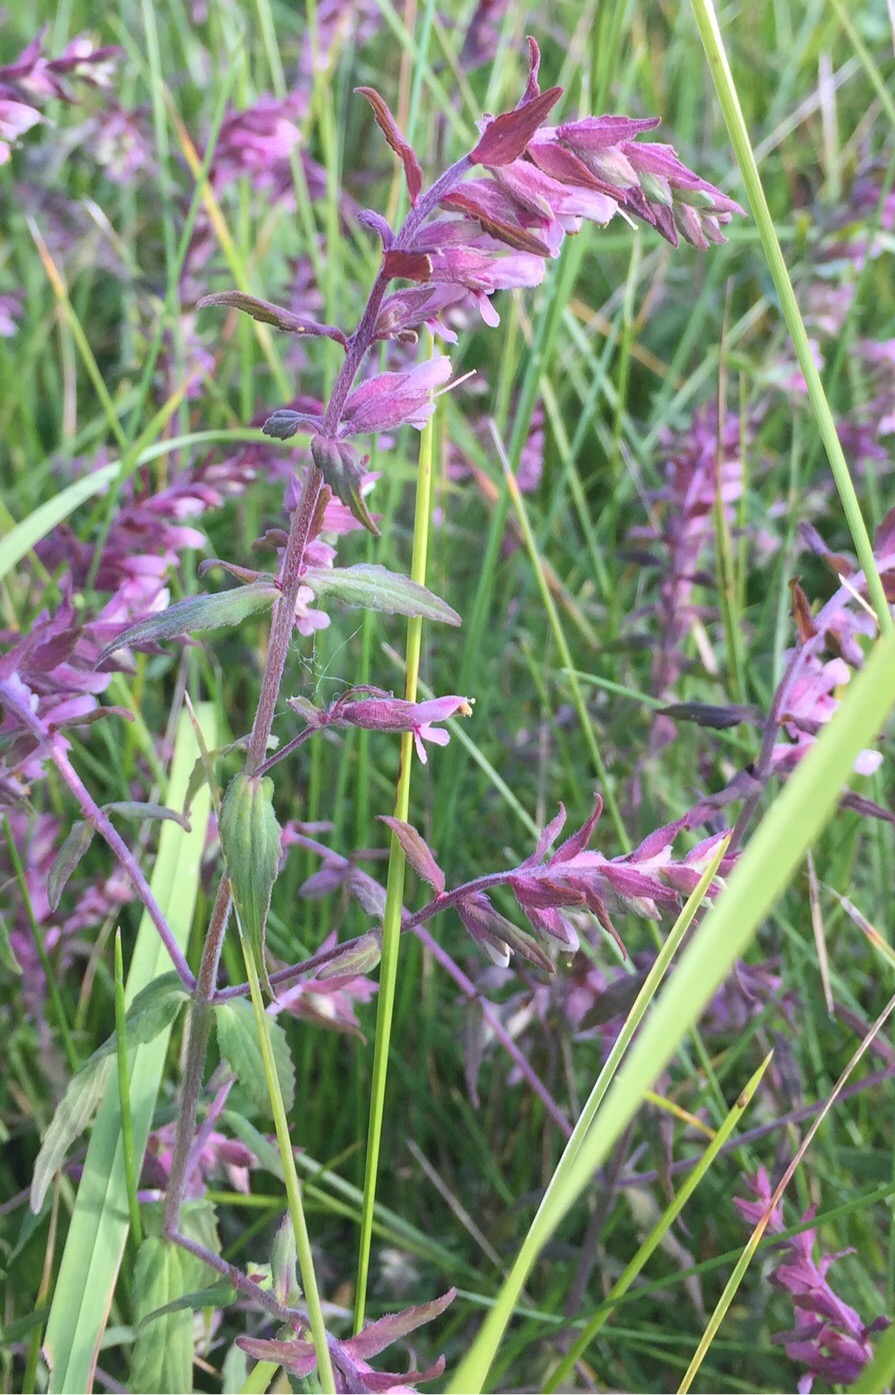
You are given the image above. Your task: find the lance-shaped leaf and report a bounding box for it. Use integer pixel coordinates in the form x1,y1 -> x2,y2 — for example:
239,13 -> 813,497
97,583 -> 278,663
470,85 -> 563,167
48,818 -> 96,911
457,892 -> 555,973
658,701 -> 760,730
378,816 -> 445,894
355,85 -> 423,203
214,997 -> 295,1115
30,974 -> 190,1212
198,290 -> 347,345
218,772 -> 281,995
303,563 -> 461,625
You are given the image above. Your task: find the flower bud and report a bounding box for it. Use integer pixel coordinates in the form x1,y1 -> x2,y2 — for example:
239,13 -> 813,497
309,434 -> 378,535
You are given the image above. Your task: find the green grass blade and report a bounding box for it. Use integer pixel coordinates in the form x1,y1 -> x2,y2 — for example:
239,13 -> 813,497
449,623 -> 895,1392
43,705 -> 216,1394
688,0 -> 891,634
354,352 -> 437,1332
547,1051 -> 773,1392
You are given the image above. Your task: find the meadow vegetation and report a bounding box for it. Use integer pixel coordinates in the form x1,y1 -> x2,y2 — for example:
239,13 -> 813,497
2,2 -> 895,1392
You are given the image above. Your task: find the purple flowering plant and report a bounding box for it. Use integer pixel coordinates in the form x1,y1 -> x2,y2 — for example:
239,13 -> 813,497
4,10 -> 894,1394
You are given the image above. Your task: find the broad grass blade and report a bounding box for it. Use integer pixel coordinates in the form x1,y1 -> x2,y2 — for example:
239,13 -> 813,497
43,705 -> 216,1394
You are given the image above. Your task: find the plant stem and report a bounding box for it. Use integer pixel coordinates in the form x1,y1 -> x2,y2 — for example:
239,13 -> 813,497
163,875 -> 232,1233
0,679 -> 195,991
240,930 -> 336,1392
353,343 -> 437,1332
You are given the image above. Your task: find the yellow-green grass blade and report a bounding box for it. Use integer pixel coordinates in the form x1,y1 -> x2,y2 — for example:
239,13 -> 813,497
449,624 -> 895,1393
43,705 -> 216,1394
689,0 -> 890,634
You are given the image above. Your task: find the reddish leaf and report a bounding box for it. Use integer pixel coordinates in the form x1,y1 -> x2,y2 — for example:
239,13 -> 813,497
440,189 -> 552,255
355,86 -> 423,203
378,816 -> 445,894
383,249 -> 432,282
198,291 -> 347,344
550,797 -> 603,864
470,86 -> 563,167
789,577 -> 817,642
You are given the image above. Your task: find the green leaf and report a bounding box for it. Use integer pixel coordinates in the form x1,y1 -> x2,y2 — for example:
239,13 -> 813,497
214,998 -> 296,1116
48,820 -> 96,912
135,1282 -> 236,1333
303,563 -> 461,625
30,1057 -> 113,1216
31,974 -> 191,1213
0,908 -> 22,975
129,1239 -> 197,1394
198,289 -> 311,331
103,801 -> 192,831
97,583 -> 278,663
218,773 -> 281,993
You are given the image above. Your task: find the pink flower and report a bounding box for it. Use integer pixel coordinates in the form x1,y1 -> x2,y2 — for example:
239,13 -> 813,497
287,689 -> 473,763
734,1170 -> 889,1392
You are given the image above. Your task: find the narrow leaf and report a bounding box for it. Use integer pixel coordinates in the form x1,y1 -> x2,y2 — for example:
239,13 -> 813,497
103,801 -> 191,831
198,290 -> 347,344
304,564 -> 461,625
30,1058 -> 113,1215
48,819 -> 96,912
355,86 -> 423,202
215,998 -> 296,1115
218,773 -> 282,994
136,1281 -> 236,1331
97,584 -> 278,663
30,974 -> 191,1212
378,816 -> 445,894
658,701 -> 760,730
0,910 -> 22,975
0,460 -> 119,584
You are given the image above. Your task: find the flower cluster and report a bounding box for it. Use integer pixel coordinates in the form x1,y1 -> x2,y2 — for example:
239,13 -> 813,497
766,512 -> 893,790
282,689 -> 473,766
239,1289 -> 455,1394
1,460 -> 253,800
206,39 -> 743,524
297,798 -> 734,974
629,405 -> 748,750
0,29 -> 118,164
735,1168 -> 888,1392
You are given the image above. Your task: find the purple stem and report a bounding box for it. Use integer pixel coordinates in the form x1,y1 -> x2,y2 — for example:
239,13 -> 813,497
244,161 -> 473,778
168,1227 -> 306,1324
412,924 -> 572,1137
0,679 -> 195,990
